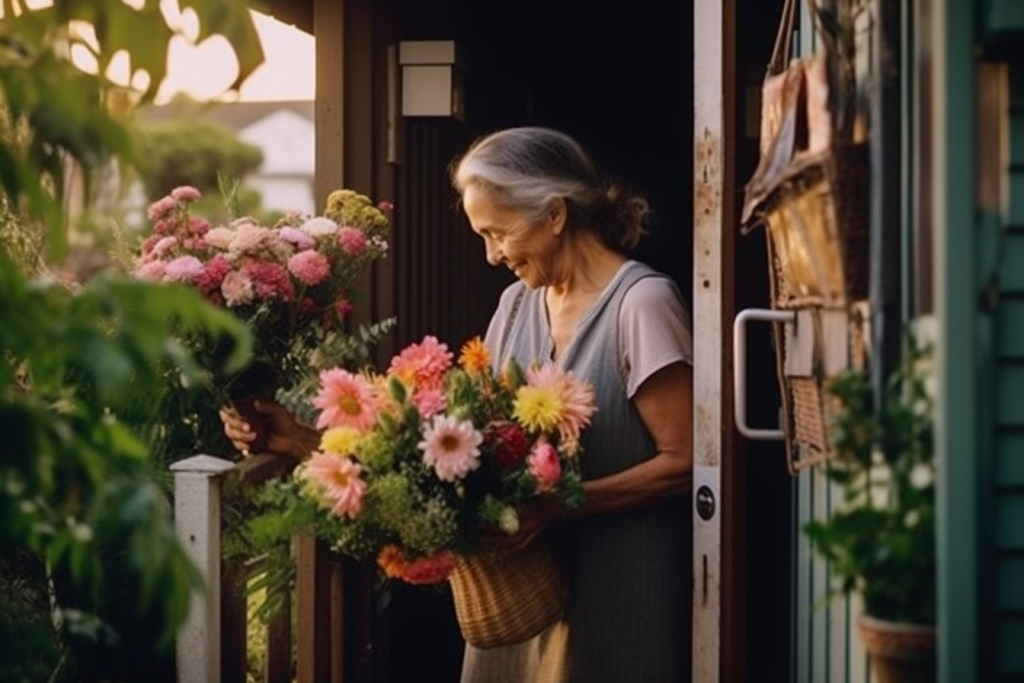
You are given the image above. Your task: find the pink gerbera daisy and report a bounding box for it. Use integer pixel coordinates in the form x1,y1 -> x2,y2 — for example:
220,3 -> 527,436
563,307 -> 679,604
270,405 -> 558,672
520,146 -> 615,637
313,368 -> 379,432
388,336 -> 453,391
418,414 -> 482,482
299,452 -> 366,519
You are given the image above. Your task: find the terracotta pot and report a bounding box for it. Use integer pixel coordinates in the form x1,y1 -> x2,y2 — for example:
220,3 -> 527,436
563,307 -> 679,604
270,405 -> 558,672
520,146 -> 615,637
857,614 -> 936,683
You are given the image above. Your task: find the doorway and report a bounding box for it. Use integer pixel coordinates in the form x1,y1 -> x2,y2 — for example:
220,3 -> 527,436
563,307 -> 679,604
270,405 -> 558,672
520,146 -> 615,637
386,1 -> 794,681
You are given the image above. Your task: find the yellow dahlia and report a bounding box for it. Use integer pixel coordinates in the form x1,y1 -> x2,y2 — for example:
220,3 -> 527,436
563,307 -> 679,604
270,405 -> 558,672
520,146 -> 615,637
513,385 -> 564,433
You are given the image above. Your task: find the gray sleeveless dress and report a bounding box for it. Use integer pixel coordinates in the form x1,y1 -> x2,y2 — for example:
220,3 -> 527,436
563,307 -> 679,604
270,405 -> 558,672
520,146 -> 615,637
461,260 -> 693,683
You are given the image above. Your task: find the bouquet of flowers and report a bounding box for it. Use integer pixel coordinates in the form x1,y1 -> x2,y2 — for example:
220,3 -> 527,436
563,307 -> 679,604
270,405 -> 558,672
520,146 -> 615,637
253,334 -> 596,646
296,334 -> 593,575
132,186 -> 395,449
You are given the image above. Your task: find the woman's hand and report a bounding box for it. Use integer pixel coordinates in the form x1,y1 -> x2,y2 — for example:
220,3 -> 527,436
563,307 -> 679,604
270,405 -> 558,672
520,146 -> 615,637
219,399 -> 320,460
479,496 -> 562,554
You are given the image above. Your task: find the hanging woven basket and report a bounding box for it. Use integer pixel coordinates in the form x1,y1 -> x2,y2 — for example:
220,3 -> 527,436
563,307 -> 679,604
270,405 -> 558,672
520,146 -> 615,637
448,538 -> 569,649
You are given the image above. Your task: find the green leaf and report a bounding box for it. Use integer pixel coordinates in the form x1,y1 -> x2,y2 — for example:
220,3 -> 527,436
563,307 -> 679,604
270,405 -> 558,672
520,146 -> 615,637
179,0 -> 267,95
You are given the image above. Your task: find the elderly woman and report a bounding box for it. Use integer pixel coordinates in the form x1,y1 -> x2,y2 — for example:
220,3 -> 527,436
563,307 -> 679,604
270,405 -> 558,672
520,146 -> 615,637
450,127 -> 693,683
222,126 -> 694,683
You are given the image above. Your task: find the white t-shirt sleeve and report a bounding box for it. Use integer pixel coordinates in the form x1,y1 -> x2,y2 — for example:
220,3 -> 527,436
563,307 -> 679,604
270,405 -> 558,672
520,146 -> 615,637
619,276 -> 693,398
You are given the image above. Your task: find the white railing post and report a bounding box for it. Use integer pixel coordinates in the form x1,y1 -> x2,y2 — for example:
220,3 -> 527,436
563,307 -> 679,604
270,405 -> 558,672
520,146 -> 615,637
170,455 -> 235,683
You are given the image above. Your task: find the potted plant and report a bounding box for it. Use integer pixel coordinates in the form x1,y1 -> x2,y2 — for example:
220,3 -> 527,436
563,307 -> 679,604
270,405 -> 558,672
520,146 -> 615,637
803,332 -> 936,683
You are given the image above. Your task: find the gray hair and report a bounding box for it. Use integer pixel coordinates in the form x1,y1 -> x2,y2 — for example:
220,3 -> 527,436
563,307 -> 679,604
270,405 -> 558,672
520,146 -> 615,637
450,127 -> 650,250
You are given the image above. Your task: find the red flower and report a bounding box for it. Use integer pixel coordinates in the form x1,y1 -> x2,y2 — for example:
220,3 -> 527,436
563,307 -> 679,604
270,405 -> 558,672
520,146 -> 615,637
486,421 -> 529,469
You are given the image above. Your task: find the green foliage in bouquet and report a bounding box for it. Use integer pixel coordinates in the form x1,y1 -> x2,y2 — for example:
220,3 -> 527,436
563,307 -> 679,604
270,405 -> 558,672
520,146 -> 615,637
803,332 -> 936,625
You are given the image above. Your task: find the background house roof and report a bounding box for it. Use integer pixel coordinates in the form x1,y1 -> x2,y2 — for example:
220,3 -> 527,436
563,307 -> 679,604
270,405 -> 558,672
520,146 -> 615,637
139,99 -> 314,130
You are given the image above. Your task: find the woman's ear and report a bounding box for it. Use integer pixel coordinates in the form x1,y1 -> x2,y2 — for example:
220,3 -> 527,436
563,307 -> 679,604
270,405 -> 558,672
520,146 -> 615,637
548,198 -> 568,236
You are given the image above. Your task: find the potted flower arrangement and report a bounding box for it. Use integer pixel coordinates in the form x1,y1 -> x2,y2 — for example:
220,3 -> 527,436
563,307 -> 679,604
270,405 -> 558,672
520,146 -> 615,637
133,185 -> 395,452
250,334 -> 596,648
803,332 -> 936,683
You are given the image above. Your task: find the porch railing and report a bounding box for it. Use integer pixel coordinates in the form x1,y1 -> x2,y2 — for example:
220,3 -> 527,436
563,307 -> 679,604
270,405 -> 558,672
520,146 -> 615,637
171,453 -> 346,683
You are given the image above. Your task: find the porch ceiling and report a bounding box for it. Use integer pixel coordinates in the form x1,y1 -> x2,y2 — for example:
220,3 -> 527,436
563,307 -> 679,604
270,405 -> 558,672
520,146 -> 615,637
260,0 -> 313,34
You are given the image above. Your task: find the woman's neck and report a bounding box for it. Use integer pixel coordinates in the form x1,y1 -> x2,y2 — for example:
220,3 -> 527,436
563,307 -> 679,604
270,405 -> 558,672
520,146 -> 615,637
547,231 -> 626,298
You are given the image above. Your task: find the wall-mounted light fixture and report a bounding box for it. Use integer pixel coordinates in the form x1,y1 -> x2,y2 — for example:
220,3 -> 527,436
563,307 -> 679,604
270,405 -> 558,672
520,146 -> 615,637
398,40 -> 467,120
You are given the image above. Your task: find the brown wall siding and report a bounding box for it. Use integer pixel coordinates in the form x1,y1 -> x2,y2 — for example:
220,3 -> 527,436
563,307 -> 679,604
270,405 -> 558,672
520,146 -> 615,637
391,120 -> 512,353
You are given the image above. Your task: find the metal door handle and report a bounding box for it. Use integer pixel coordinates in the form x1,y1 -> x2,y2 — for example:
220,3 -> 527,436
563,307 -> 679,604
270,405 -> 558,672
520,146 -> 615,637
733,308 -> 796,441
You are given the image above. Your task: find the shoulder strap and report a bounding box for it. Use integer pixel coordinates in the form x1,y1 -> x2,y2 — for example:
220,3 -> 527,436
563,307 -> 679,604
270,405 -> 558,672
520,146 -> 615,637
499,286 -> 526,359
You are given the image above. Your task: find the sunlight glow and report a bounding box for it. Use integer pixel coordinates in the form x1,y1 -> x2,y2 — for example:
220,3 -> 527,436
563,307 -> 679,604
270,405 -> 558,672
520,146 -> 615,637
157,5 -> 315,103
59,1 -> 315,103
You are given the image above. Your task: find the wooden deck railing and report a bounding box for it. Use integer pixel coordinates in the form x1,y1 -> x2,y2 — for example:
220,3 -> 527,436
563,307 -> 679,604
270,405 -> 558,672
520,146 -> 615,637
171,453 -> 346,683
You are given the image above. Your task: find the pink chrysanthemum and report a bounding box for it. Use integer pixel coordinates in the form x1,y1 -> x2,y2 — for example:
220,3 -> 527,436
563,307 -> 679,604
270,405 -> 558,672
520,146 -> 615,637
152,235 -> 178,258
411,386 -> 446,420
246,262 -> 295,301
313,368 -> 380,432
221,270 -> 255,306
196,254 -> 232,295
134,260 -> 167,281
139,233 -> 162,258
188,216 -> 210,235
288,250 -> 331,286
171,185 -> 201,202
147,195 -> 177,221
299,216 -> 339,237
418,414 -> 482,482
526,364 -> 597,444
388,336 -> 453,391
230,222 -> 272,253
278,226 -> 315,250
164,255 -> 205,282
204,226 -> 235,250
300,452 -> 366,519
337,226 -> 368,256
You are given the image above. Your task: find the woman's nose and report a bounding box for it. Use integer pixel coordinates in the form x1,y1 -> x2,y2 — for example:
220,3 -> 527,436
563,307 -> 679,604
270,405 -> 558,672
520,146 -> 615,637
484,240 -> 503,266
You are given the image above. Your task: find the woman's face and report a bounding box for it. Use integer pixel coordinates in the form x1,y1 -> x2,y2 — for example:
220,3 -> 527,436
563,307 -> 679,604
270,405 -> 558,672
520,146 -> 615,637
462,184 -> 563,288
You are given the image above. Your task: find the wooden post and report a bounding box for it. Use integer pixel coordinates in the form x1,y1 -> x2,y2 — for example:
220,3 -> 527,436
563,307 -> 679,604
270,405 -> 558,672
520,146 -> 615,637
170,455 -> 235,683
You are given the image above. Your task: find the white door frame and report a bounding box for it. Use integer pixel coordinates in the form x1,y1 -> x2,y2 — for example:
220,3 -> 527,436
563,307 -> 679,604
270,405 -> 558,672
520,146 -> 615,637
692,1 -> 727,680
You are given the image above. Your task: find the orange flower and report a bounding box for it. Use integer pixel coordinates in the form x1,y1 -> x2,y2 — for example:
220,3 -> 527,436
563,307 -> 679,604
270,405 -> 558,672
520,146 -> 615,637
458,336 -> 491,376
378,545 -> 407,578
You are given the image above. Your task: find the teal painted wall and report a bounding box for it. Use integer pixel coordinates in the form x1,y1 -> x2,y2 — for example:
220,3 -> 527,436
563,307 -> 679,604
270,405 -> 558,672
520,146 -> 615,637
989,61 -> 1024,681
933,0 -> 979,681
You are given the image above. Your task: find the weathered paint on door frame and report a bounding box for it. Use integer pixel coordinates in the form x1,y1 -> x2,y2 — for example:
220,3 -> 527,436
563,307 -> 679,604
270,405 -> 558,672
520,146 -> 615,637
692,1 -> 732,679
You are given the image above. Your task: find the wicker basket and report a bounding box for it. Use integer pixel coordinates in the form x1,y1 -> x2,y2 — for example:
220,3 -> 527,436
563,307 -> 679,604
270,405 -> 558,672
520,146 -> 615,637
761,143 -> 870,310
448,539 -> 568,649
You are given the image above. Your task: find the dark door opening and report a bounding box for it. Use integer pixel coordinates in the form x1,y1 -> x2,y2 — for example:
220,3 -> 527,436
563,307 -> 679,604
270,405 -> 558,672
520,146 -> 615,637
385,2 -> 793,682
